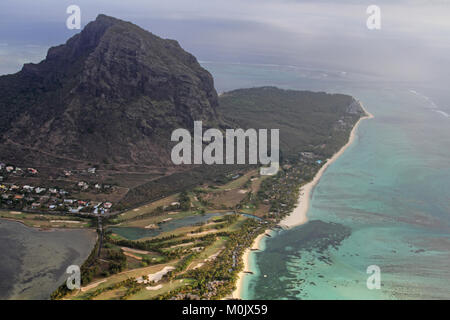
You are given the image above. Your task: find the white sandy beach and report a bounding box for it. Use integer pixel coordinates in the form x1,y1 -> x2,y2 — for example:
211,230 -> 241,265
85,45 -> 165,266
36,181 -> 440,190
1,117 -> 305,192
231,231 -> 269,299
279,103 -> 374,229
232,103 -> 373,299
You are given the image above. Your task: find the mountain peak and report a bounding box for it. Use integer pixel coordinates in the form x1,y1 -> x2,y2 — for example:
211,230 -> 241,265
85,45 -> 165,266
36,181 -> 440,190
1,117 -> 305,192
0,15 -> 221,168
95,13 -> 122,23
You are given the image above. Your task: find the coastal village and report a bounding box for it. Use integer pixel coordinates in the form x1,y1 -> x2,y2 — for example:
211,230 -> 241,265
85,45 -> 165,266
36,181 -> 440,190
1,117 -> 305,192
0,150 -> 323,219
0,161 -> 115,215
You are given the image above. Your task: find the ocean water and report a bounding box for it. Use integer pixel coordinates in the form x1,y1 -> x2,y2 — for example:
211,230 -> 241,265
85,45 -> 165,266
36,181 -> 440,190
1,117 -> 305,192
0,219 -> 97,299
203,62 -> 450,299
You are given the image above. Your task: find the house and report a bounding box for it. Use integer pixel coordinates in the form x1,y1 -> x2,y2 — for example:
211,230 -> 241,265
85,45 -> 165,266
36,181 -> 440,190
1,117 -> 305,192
23,185 -> 34,192
31,202 -> 41,209
78,200 -> 87,206
0,162 -> 5,170
64,199 -> 75,204
94,183 -> 101,189
49,205 -> 56,210
0,176 -> 3,182
316,160 -> 323,165
49,188 -> 58,194
300,152 -> 315,159
35,187 -> 46,194
13,194 -> 24,200
63,170 -> 72,177
13,167 -> 23,174
1,194 -> 10,200
27,168 -> 38,175
59,190 -> 68,196
10,185 -> 19,191
6,166 -> 14,173
87,167 -> 96,174
103,202 -> 112,209
78,181 -> 89,190
69,207 -> 83,214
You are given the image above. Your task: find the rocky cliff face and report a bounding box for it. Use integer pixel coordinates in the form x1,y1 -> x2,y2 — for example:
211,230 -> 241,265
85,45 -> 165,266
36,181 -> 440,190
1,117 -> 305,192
0,14 -> 221,167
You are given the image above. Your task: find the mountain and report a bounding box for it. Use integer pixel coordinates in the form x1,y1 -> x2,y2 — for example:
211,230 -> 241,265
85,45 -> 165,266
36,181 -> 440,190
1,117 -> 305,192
0,15 -> 364,209
0,14 -> 221,168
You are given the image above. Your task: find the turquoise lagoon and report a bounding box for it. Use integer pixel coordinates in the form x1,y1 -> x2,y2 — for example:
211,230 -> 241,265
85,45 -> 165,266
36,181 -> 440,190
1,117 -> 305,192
203,62 -> 450,299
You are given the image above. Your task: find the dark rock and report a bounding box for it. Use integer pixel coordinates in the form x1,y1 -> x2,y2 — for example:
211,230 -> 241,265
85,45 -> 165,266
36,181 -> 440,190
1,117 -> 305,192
0,14 -> 222,167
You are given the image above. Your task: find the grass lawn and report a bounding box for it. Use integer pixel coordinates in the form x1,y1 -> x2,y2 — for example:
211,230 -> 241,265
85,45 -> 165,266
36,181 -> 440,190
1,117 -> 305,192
184,236 -> 228,272
93,287 -> 128,300
69,262 -> 178,300
0,210 -> 92,228
214,169 -> 257,191
119,194 -> 179,220
226,215 -> 249,232
127,279 -> 192,300
136,224 -> 202,242
119,210 -> 196,228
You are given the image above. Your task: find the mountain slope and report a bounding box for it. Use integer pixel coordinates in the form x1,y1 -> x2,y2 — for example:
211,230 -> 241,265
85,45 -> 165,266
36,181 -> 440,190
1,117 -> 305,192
0,14 -> 221,168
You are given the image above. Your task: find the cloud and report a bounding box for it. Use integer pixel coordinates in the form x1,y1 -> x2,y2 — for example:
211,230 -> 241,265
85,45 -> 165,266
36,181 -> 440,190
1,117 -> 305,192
0,0 -> 449,82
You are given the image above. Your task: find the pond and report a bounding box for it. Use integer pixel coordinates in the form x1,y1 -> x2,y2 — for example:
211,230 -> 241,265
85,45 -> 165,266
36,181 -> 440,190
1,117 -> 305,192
109,212 -> 228,240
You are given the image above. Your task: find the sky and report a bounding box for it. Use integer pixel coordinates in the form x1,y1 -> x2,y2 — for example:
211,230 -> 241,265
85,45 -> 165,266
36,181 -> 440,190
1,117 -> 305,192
0,0 -> 449,84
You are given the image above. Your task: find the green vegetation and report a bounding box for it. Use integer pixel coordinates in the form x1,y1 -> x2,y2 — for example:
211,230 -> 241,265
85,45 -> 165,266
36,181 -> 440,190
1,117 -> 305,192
220,86 -> 363,160
119,164 -> 251,209
49,87 -> 363,300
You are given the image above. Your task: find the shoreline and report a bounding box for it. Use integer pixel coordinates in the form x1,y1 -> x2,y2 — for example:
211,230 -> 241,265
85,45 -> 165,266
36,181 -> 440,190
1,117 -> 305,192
279,101 -> 374,229
231,230 -> 269,299
0,216 -> 95,233
232,101 -> 374,299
